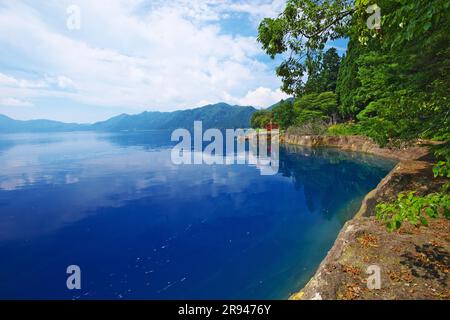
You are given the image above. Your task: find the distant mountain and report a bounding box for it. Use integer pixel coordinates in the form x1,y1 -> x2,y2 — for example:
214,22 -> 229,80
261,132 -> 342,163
92,103 -> 256,131
0,114 -> 89,133
267,97 -> 294,110
0,103 -> 257,133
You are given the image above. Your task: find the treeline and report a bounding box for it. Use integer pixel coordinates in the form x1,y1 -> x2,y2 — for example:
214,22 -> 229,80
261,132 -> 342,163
251,48 -> 341,133
254,0 -> 449,147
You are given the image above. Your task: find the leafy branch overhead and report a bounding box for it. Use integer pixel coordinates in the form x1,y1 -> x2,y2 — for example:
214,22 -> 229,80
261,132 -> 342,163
257,0 -> 354,95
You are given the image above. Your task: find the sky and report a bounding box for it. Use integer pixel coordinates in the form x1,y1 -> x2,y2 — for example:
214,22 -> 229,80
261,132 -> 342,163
0,0 -> 348,123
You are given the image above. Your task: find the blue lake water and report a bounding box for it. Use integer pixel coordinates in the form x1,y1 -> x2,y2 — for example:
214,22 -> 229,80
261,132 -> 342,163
0,132 -> 395,299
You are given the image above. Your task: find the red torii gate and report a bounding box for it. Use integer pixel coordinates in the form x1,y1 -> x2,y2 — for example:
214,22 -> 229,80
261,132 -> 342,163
265,121 -> 278,131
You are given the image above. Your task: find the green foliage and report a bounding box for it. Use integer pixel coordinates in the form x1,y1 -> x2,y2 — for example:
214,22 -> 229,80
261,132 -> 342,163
257,0 -> 353,96
291,92 -> 338,126
295,110 -> 327,125
257,17 -> 288,59
305,48 -> 342,94
286,119 -> 329,136
361,0 -> 450,51
294,92 -> 338,116
316,92 -> 339,116
344,0 -> 450,144
252,93 -> 338,130
432,141 -> 450,161
259,0 -> 449,145
326,122 -> 362,136
336,40 -> 364,118
376,187 -> 450,232
377,141 -> 450,232
272,100 -> 295,129
433,162 -> 450,179
318,48 -> 341,93
250,110 -> 272,129
432,141 -> 450,178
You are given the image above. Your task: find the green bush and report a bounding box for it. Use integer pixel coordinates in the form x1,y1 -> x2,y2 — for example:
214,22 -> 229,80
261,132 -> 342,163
433,161 -> 450,179
376,145 -> 450,232
250,110 -> 272,129
293,92 -> 338,118
272,100 -> 295,129
286,119 -> 329,136
326,123 -> 362,136
431,142 -> 450,178
376,186 -> 450,232
294,110 -> 327,126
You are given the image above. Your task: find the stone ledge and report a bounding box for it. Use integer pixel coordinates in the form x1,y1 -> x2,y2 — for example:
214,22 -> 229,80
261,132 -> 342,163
283,134 -> 430,161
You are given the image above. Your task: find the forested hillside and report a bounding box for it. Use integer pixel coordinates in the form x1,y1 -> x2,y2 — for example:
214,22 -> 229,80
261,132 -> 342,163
254,0 -> 449,143
92,103 -> 256,131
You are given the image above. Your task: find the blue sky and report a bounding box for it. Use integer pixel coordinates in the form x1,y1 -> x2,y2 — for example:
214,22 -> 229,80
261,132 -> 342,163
0,0 -> 348,123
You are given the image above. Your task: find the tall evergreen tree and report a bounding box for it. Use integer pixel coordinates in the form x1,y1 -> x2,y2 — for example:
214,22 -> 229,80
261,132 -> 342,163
320,48 -> 341,92
305,48 -> 341,94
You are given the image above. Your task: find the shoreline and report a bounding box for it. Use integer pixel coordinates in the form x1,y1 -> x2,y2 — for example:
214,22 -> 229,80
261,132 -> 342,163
283,134 -> 449,300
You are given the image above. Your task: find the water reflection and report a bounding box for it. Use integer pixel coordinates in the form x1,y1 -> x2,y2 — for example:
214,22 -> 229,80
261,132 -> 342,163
279,144 -> 395,220
0,133 -> 395,241
0,132 -> 395,299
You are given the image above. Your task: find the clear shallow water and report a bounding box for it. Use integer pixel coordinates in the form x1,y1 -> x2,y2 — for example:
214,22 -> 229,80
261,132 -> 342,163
0,132 -> 395,299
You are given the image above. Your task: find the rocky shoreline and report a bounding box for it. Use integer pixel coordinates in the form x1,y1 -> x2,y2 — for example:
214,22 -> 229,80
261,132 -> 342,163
283,135 -> 449,300
282,134 -> 430,161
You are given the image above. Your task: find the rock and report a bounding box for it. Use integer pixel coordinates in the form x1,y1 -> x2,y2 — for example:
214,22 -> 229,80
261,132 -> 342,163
283,134 -> 430,161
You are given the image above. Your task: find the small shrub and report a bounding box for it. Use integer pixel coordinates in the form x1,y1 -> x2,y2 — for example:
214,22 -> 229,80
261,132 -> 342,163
376,185 -> 450,232
286,119 -> 329,135
326,123 -> 362,136
433,161 -> 450,178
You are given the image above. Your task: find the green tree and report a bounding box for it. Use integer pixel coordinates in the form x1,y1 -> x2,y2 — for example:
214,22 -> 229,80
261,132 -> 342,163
335,40 -> 365,118
305,48 -> 341,94
272,99 -> 295,129
258,0 -> 450,144
320,48 -> 341,92
250,110 -> 272,129
350,0 -> 450,144
293,91 -> 338,125
258,0 -> 354,96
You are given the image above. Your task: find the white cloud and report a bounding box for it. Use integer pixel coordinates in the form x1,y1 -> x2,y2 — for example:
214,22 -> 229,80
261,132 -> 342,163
0,73 -> 47,89
136,0 -> 286,23
55,76 -> 76,89
0,0 -> 286,118
232,87 -> 290,108
227,0 -> 287,21
0,98 -> 34,107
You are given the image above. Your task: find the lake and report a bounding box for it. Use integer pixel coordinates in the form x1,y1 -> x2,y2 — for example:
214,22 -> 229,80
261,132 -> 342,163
0,132 -> 395,299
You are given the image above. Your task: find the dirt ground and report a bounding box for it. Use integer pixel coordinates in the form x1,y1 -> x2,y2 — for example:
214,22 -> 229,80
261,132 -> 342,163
290,217 -> 449,300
